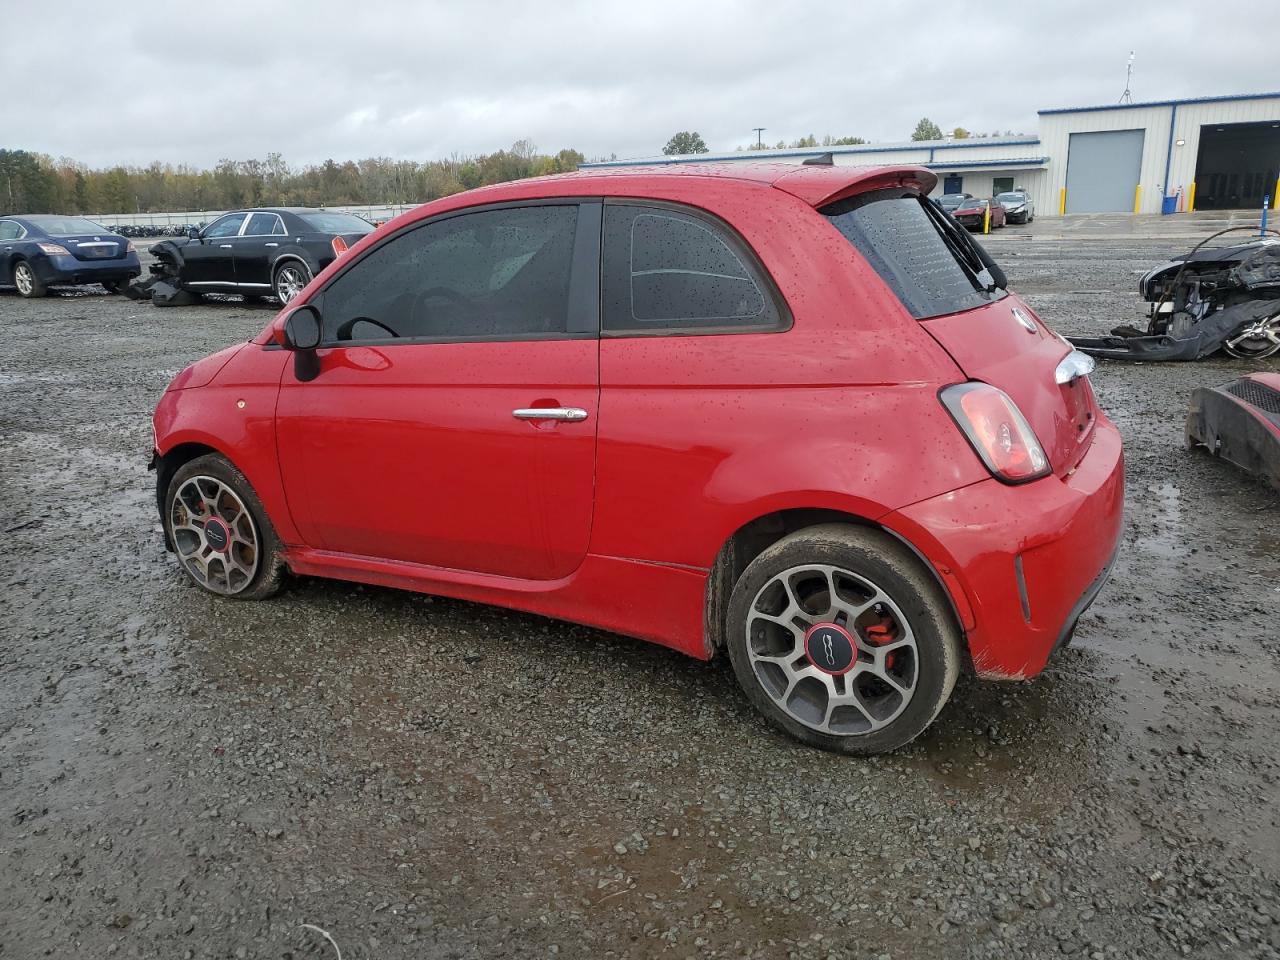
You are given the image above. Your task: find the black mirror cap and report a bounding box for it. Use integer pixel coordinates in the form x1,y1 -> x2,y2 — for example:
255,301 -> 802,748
283,305 -> 322,351
187,227 -> 200,240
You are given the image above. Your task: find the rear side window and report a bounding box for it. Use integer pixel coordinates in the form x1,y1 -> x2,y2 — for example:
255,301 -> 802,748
824,194 -> 1002,319
602,204 -> 784,334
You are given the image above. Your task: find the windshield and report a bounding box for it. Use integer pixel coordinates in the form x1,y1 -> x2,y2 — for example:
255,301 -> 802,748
996,192 -> 1026,203
27,216 -> 110,236
296,212 -> 375,235
823,192 -> 1006,320
937,195 -> 967,210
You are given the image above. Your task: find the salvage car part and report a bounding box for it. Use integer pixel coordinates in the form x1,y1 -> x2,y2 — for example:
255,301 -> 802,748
150,162 -> 1124,754
1068,228 -> 1280,361
1186,373 -> 1280,491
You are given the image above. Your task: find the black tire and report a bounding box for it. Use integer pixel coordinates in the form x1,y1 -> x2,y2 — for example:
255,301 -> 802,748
101,279 -> 127,294
13,260 -> 47,298
272,260 -> 313,304
726,524 -> 961,755
164,453 -> 285,600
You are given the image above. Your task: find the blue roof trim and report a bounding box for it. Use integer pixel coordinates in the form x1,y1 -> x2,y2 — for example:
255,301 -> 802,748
581,136 -> 1041,168
926,157 -> 1048,170
1039,91 -> 1280,115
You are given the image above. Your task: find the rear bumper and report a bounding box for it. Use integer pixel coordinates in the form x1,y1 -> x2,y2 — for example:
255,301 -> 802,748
885,417 -> 1125,680
32,253 -> 141,285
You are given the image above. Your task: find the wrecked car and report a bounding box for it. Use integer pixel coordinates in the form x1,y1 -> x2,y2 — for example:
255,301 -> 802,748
1187,373 -> 1280,491
127,208 -> 373,306
1068,234 -> 1280,361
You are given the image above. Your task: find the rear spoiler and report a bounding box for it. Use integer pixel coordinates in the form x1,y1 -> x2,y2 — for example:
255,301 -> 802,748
771,165 -> 938,209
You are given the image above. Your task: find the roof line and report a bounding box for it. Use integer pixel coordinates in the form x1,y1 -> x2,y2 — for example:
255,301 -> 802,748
582,137 -> 1041,168
1039,91 -> 1280,115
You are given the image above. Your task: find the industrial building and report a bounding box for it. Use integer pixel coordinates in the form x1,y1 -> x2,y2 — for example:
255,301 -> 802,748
581,91 -> 1280,218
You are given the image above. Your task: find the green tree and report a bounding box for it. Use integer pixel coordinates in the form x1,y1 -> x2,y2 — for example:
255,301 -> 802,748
663,131 -> 709,155
911,117 -> 944,141
824,135 -> 867,146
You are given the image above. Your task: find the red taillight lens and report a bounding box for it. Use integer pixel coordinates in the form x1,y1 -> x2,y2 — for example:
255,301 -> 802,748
126,241 -> 137,253
331,236 -> 349,257
37,242 -> 70,256
940,382 -> 1051,483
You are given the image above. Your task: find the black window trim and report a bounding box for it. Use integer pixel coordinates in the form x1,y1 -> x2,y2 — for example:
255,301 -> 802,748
600,197 -> 792,339
0,219 -> 27,241
307,197 -> 603,349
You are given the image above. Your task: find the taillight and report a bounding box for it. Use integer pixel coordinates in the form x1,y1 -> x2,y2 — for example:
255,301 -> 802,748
940,382 -> 1051,484
37,242 -> 70,256
331,236 -> 349,257
127,241 -> 137,254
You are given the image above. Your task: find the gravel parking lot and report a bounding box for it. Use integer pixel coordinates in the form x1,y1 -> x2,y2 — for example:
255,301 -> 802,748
2,229 -> 1278,960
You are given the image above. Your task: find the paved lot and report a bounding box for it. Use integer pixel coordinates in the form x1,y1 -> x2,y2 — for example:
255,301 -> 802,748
1,234 -> 1278,959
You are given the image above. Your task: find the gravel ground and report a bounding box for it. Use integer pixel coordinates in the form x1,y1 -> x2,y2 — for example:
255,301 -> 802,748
2,232 -> 1278,960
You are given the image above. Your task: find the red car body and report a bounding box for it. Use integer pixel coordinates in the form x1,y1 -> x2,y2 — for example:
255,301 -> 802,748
153,162 -> 1123,684
952,197 -> 1006,231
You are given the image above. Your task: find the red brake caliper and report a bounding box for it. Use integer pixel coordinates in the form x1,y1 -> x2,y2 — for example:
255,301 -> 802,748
863,615 -> 897,669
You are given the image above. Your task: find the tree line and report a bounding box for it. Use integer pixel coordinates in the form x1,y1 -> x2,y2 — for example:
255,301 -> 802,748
0,142 -> 589,215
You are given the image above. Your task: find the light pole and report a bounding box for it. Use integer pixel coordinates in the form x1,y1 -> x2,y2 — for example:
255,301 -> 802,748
753,127 -> 766,149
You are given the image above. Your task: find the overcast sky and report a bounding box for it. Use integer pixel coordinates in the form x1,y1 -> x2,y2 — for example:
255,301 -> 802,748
6,0 -> 1278,170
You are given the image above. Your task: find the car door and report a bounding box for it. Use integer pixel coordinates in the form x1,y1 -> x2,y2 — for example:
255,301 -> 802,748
229,212 -> 283,289
0,219 -> 25,279
275,200 -> 601,581
182,213 -> 246,286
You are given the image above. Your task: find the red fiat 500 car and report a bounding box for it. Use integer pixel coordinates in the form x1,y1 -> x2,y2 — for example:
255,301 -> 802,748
150,162 -> 1124,754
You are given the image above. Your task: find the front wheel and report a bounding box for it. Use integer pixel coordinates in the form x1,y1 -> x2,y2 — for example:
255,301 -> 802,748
164,453 -> 285,600
13,261 -> 47,298
273,261 -> 312,304
726,524 -> 961,754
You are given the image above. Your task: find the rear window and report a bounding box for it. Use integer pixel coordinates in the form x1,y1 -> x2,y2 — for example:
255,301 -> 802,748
27,216 -> 108,236
823,192 -> 1004,320
296,212 -> 375,235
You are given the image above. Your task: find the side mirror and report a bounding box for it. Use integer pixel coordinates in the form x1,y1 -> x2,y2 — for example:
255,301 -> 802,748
187,227 -> 200,240
282,305 -> 323,382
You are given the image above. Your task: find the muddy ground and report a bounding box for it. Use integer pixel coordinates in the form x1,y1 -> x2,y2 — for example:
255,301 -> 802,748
1,232 -> 1278,960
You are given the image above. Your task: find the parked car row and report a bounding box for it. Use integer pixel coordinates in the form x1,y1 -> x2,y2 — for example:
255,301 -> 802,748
1,207 -> 376,303
104,223 -> 198,238
934,190 -> 1035,230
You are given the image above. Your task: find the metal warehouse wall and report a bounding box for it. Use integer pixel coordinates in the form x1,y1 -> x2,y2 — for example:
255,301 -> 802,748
1038,95 -> 1280,215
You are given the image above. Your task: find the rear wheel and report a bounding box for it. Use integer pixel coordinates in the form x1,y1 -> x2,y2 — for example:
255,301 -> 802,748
13,261 -> 46,298
273,261 -> 312,304
164,453 -> 285,600
726,524 -> 960,754
101,279 -> 127,294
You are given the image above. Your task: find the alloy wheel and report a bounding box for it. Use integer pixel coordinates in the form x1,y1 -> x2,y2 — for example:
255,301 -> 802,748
14,263 -> 34,296
745,563 -> 919,736
275,264 -> 309,304
169,475 -> 260,595
1223,315 -> 1280,359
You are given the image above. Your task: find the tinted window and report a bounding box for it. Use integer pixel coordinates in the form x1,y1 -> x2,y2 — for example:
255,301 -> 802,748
602,205 -> 780,332
244,213 -> 282,236
25,216 -> 108,236
0,221 -> 21,241
321,204 -> 578,342
204,214 -> 246,238
297,212 -> 374,235
823,194 -> 1002,320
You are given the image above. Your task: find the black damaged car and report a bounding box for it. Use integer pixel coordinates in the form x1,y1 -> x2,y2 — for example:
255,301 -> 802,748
135,208 -> 374,306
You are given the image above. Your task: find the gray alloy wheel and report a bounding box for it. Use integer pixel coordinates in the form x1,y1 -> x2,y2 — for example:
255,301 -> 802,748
169,475 -> 262,596
13,261 -> 46,298
273,262 -> 312,304
726,524 -> 960,755
743,563 -> 920,736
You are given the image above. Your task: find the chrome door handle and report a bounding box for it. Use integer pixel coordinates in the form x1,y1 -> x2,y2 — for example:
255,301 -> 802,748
265,242 -> 278,247
512,407 -> 589,422
218,243 -> 232,249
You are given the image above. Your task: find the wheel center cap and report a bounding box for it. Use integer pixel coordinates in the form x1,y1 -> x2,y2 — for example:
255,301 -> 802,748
204,517 -> 231,552
804,622 -> 857,676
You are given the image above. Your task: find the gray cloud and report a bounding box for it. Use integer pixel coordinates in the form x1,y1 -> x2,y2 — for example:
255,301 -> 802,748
5,0 -> 1277,168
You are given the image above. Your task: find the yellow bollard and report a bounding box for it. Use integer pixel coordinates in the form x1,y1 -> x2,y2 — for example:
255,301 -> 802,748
1274,178 -> 1279,209
1133,184 -> 1142,214
983,203 -> 990,234
1188,181 -> 1196,212
1059,187 -> 1066,216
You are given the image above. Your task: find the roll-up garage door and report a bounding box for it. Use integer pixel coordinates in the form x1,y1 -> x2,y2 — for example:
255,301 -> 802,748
1064,129 -> 1145,213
